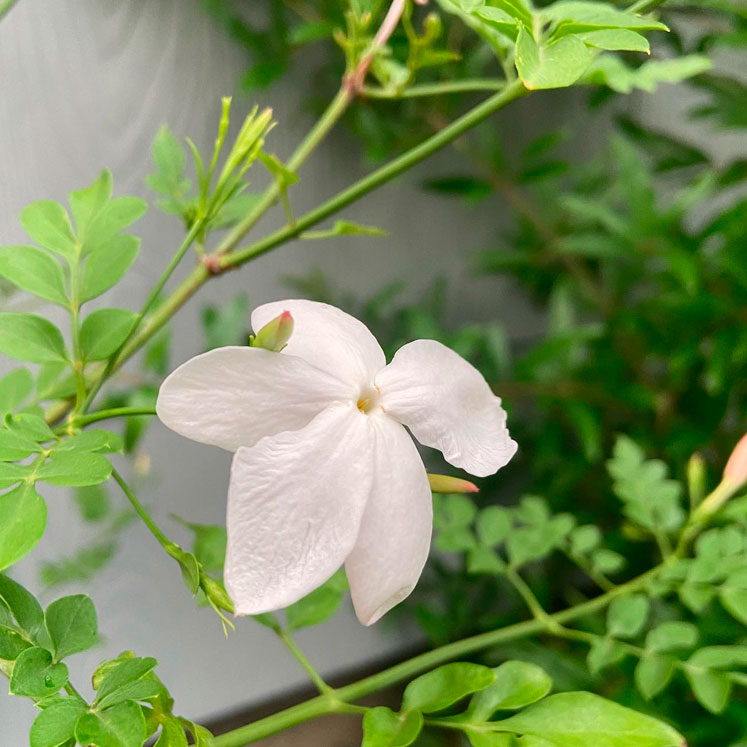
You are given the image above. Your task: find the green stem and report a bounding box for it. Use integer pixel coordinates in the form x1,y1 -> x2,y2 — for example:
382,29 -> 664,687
362,79 -> 506,99
111,468 -> 173,551
0,0 -> 20,21
505,567 -> 559,631
68,252 -> 87,416
277,630 -> 333,695
221,80 -> 527,270
215,87 -> 353,256
72,406 -> 157,428
106,80 -> 526,372
213,565 -> 659,746
81,223 -> 202,412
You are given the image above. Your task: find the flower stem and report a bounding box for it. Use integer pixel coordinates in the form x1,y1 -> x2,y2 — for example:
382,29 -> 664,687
212,565 -> 659,746
362,79 -> 506,99
276,629 -> 333,695
221,80 -> 527,270
71,406 -> 157,428
111,468 -> 173,552
104,79 -> 526,373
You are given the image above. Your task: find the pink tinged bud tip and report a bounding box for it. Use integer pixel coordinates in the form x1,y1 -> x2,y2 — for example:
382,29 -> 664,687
428,473 -> 479,494
252,311 -> 294,352
724,433 -> 747,489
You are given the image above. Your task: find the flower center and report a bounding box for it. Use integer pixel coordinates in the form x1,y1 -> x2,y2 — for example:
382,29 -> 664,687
357,385 -> 381,414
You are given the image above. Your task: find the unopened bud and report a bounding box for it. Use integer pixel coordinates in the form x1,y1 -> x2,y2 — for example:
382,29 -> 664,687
687,452 -> 706,508
201,574 -> 234,614
252,311 -> 294,352
428,473 -> 479,494
724,433 -> 747,489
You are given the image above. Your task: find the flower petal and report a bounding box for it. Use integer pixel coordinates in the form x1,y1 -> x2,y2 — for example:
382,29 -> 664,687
157,346 -> 352,452
252,299 -> 386,388
224,402 -> 374,615
345,414 -> 432,626
376,339 -> 518,477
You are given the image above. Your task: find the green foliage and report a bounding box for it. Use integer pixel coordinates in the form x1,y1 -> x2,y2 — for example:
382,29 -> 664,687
362,661 -> 683,746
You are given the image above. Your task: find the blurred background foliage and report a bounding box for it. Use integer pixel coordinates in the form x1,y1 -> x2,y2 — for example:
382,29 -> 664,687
194,0 -> 746,743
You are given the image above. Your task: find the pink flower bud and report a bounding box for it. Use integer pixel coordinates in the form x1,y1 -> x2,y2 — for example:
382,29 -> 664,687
252,311 -> 294,352
427,473 -> 479,494
724,433 -> 747,489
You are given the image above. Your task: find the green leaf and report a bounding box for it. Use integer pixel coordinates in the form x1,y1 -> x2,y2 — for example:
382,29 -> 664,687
165,545 -> 201,595
10,646 -> 69,697
0,483 -> 47,571
0,367 -> 33,414
0,624 -> 32,659
0,460 -> 32,488
20,201 -> 77,259
75,701 -> 147,747
0,246 -> 68,306
467,545 -> 506,575
607,595 -> 649,639
83,197 -> 147,253
466,732 -> 516,747
569,525 -> 601,555
155,718 -> 188,747
80,235 -> 140,303
685,669 -> 731,714
576,29 -> 649,52
0,573 -> 44,635
97,679 -> 161,710
0,428 -> 41,461
147,126 -> 190,201
495,691 -> 684,745
587,638 -> 626,674
582,54 -> 712,94
719,567 -> 747,624
468,661 -> 552,720
57,429 -> 124,455
30,697 -> 88,747
402,662 -> 495,713
543,1 -> 668,35
476,506 -> 512,547
645,622 -> 698,653
301,220 -> 388,240
0,313 -> 67,362
592,548 -> 625,574
74,484 -> 111,522
434,494 -> 477,528
45,594 -> 98,659
70,170 -> 113,239
515,29 -> 594,90
362,707 -> 423,747
80,308 -> 138,361
37,451 -> 112,487
7,413 -> 57,443
285,568 -> 347,631
436,527 -> 477,552
635,655 -> 675,700
94,656 -> 158,708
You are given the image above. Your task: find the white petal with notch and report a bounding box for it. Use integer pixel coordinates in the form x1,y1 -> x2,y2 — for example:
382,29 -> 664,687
376,339 -> 518,477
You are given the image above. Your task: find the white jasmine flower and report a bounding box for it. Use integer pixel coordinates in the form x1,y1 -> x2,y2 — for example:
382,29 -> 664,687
157,300 -> 517,625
